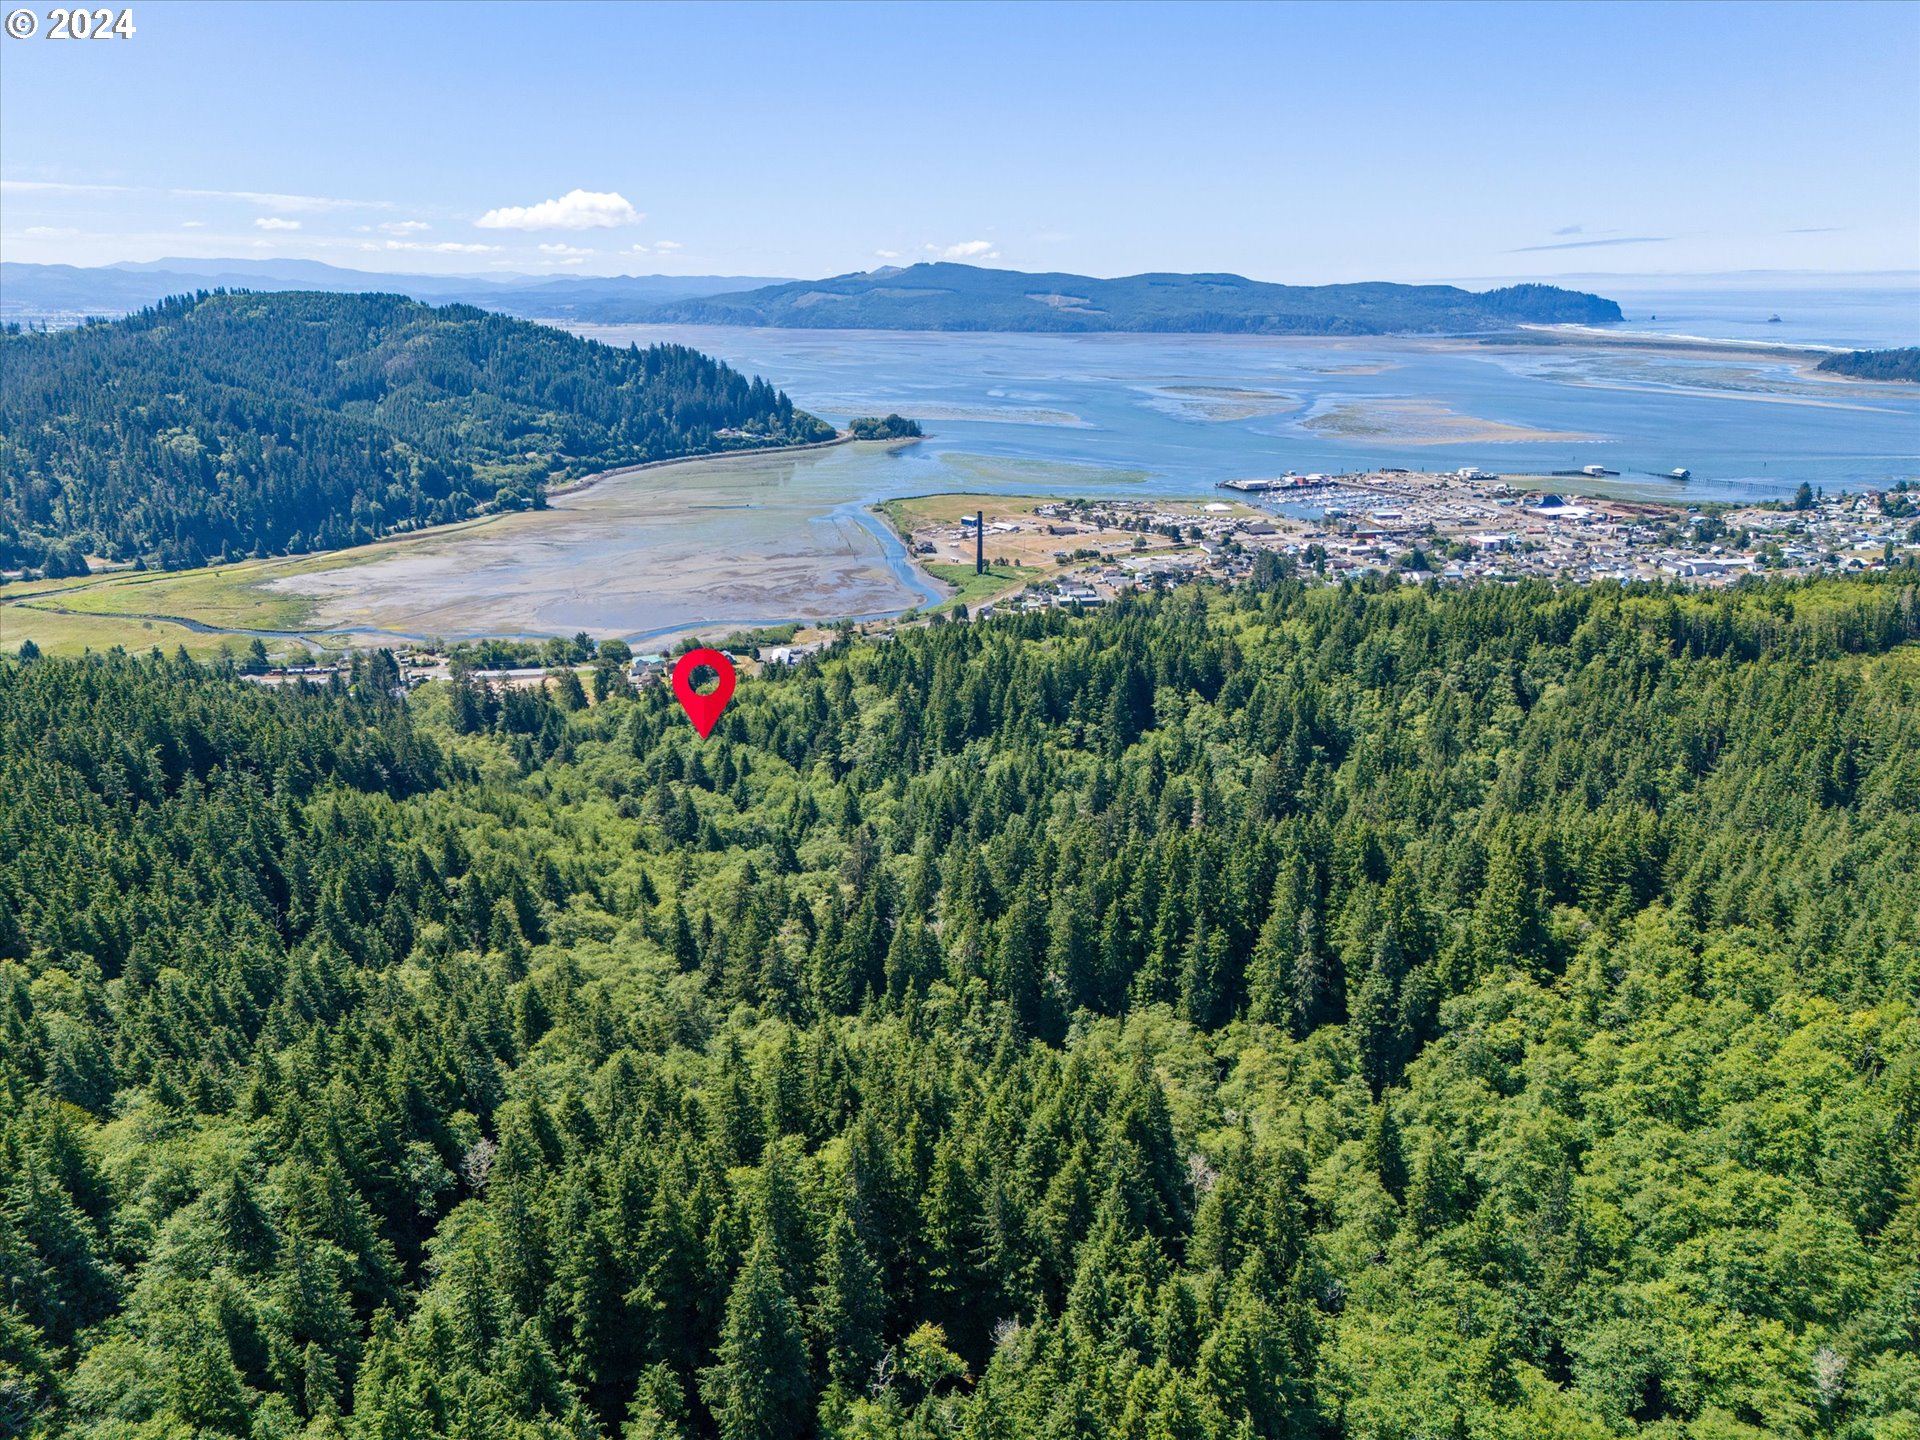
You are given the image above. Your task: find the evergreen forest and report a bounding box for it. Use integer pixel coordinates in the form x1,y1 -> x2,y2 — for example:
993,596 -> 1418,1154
1816,351 -> 1920,385
3,574 -> 1918,1440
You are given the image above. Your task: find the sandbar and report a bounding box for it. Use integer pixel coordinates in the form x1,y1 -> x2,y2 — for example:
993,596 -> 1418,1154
1152,385 -> 1303,421
1302,398 -> 1593,446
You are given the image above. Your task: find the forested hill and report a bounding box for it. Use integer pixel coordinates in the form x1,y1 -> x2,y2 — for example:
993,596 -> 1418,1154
1817,347 -> 1920,383
6,573 -> 1918,1439
0,291 -> 833,573
641,263 -> 1625,333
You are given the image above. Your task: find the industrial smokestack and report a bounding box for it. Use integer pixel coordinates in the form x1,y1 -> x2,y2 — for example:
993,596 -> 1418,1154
976,510 -> 984,575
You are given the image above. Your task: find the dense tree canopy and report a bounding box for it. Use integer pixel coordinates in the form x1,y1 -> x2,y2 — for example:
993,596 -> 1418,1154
3,573 -> 1918,1439
1816,349 -> 1920,384
0,292 -> 833,573
847,416 -> 924,441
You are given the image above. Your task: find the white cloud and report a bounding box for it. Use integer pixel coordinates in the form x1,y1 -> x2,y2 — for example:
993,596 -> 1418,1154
255,217 -> 303,231
379,220 -> 431,235
23,225 -> 77,237
939,239 -> 998,261
874,249 -> 900,260
475,188 -> 641,231
653,239 -> 681,252
180,220 -> 206,229
0,180 -> 388,211
0,180 -> 134,196
183,187 -> 388,213
380,240 -> 497,254
538,243 -> 593,257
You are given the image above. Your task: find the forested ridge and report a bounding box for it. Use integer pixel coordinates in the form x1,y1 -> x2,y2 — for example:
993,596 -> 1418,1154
1816,350 -> 1920,384
3,574 -> 1919,1440
641,264 -> 1625,335
0,292 -> 832,574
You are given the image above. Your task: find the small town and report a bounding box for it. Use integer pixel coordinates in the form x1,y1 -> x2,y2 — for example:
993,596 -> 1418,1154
905,468 -> 1920,619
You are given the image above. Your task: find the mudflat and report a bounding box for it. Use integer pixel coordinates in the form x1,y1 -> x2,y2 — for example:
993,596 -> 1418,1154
273,444 -> 937,644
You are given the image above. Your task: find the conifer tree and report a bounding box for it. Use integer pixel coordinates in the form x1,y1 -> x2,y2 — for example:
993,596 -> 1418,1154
813,1207 -> 884,1392
169,1309 -> 253,1436
701,1236 -> 813,1440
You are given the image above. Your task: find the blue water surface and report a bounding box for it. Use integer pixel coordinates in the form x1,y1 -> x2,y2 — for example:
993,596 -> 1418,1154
589,294 -> 1919,506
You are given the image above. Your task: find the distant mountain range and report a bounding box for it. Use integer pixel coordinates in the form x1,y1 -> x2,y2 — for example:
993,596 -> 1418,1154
2,258 -> 1623,335
0,258 -> 788,327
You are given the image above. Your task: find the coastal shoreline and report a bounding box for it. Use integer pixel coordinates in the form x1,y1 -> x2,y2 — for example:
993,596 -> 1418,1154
541,431 -> 857,502
1501,325 -> 1915,388
0,432 -> 892,655
1514,323 -> 1845,356
7,313 -> 1910,658
264,438 -> 936,650
0,430 -> 871,606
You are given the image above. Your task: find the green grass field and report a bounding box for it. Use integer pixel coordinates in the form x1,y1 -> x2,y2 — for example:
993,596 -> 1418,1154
920,561 -> 1031,611
0,553 -> 357,657
0,518 -> 482,657
0,604 -> 249,660
33,563 -> 318,629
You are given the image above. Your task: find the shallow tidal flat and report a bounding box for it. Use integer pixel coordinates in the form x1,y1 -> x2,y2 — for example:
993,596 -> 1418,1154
274,446 -> 937,644
1143,385 -> 1304,423
1302,397 -> 1592,445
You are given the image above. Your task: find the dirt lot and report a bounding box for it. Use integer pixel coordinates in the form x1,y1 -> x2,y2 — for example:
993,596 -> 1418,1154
877,493 -> 1267,571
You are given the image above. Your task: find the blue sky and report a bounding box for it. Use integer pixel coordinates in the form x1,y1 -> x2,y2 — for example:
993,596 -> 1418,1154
2,0 -> 1915,283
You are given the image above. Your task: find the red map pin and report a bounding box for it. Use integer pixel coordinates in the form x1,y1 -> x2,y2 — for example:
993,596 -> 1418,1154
671,648 -> 737,738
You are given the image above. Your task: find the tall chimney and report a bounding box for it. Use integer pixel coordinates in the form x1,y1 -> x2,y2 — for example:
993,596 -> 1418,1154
976,510 -> 985,575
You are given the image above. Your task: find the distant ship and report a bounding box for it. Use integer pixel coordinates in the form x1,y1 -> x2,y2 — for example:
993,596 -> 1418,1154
1767,314 -> 1783,323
